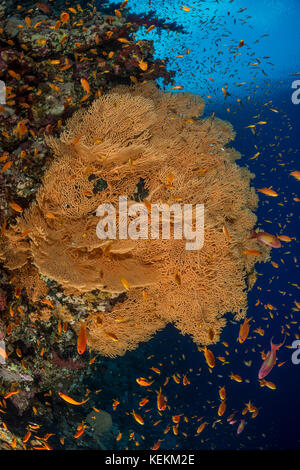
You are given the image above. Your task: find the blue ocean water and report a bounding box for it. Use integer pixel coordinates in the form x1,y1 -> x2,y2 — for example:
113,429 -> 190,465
97,0 -> 300,450
0,0 -> 299,452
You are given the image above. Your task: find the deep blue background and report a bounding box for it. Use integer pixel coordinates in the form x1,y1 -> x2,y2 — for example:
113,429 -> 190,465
98,0 -> 300,450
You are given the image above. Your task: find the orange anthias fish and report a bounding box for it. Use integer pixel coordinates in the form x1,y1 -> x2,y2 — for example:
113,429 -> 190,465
257,187 -> 278,197
230,373 -> 242,382
258,336 -> 286,379
112,399 -> 120,410
80,78 -> 90,95
77,322 -> 87,355
249,229 -> 281,249
9,201 -> 23,213
0,345 -> 8,360
35,3 -> 52,14
152,439 -> 162,450
136,377 -> 153,387
259,379 -> 276,390
138,60 -> 148,71
1,161 -> 13,174
237,419 -> 246,435
289,170 -> 300,181
139,398 -> 149,407
156,388 -> 167,411
277,235 -> 292,242
4,389 -> 20,399
218,401 -> 226,417
132,410 -> 144,425
60,12 -> 70,25
120,276 -> 130,291
196,421 -> 208,434
219,386 -> 226,401
58,392 -> 89,405
202,346 -> 215,368
145,25 -> 155,33
238,318 -> 251,343
167,86 -> 184,91
242,249 -> 262,256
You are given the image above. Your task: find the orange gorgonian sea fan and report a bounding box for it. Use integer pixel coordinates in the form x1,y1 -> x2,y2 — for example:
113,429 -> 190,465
0,82 -> 269,357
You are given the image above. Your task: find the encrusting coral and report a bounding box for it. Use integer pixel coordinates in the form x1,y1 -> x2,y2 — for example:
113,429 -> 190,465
0,82 -> 270,357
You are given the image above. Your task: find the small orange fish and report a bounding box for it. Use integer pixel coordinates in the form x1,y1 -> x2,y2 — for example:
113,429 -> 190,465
80,78 -> 90,94
182,374 -> 190,386
136,377 -> 153,387
230,373 -> 243,382
9,202 -> 23,213
242,249 -> 262,256
238,318 -> 251,343
132,410 -> 144,425
156,388 -> 167,411
257,187 -> 278,197
167,85 -> 184,91
74,425 -> 86,438
11,437 -> 17,449
290,170 -> 300,181
23,431 -> 31,443
277,235 -> 292,242
222,87 -> 231,98
8,70 -> 21,80
1,161 -> 13,174
219,386 -> 226,401
77,322 -> 87,355
139,398 -> 149,407
58,392 -> 89,405
218,401 -> 226,417
138,60 -> 148,71
89,355 -> 97,365
196,422 -> 208,434
152,439 -> 162,450
117,38 -> 130,43
222,224 -> 231,240
105,331 -> 118,342
49,83 -> 61,93
259,379 -> 276,390
254,327 -> 265,336
41,299 -> 54,308
174,272 -> 181,286
172,415 -> 181,424
120,276 -> 130,291
145,25 -> 155,33
71,135 -> 84,146
60,12 -> 70,25
172,374 -> 181,384
4,390 -> 20,399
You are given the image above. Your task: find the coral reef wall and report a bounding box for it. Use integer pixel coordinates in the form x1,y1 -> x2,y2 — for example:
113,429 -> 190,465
0,82 -> 269,357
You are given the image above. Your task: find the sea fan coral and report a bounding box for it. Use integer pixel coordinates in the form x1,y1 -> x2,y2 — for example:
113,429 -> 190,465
0,82 -> 270,356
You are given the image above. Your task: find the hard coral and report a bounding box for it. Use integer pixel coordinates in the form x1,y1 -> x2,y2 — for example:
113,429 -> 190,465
0,82 -> 270,357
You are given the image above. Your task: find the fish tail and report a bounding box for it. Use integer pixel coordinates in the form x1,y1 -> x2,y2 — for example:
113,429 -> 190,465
271,334 -> 286,350
249,229 -> 257,240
